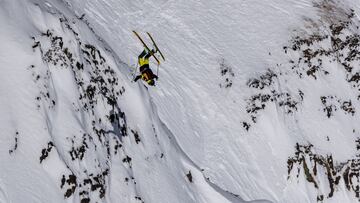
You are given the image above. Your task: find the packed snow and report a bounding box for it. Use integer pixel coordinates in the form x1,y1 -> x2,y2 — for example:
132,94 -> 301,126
1,0 -> 360,202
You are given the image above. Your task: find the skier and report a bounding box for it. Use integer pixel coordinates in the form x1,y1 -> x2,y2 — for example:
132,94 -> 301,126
133,48 -> 158,86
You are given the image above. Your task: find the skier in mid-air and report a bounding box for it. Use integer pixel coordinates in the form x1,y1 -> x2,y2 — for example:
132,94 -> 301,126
133,48 -> 158,86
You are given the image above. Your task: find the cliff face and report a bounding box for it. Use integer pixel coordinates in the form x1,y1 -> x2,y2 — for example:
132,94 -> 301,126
1,0 -> 360,202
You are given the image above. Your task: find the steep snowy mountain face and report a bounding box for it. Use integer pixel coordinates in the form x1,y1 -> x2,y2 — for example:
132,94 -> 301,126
2,0 -> 360,202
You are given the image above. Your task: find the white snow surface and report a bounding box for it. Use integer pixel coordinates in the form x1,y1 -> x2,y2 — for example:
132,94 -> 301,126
1,0 -> 360,202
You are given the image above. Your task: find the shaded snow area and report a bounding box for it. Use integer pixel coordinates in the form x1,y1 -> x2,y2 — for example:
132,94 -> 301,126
2,0 -> 360,202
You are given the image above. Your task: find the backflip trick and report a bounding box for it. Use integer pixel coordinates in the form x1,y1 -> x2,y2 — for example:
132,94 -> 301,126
132,31 -> 165,86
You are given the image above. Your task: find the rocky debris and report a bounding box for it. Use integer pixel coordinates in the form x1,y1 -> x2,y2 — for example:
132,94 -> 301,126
284,4 -> 360,201
243,64 -> 300,130
288,139 -> 360,201
186,171 -> 193,183
284,35 -> 330,80
247,69 -> 277,90
122,155 -> 132,168
68,134 -> 90,161
341,100 -> 356,116
114,138 -> 122,155
131,130 -> 141,144
274,92 -> 299,114
82,169 -> 109,199
219,59 -> 235,88
60,174 -> 77,198
30,14 -> 131,202
245,90 -> 299,127
284,5 -> 360,100
320,96 -> 338,118
60,168 -> 110,200
27,63 -> 55,110
8,131 -> 19,154
135,196 -> 144,203
242,122 -> 251,131
320,96 -> 356,118
246,93 -> 271,117
39,141 -> 54,163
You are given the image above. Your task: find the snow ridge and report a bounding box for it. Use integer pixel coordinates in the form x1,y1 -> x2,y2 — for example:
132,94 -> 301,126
3,0 -> 360,202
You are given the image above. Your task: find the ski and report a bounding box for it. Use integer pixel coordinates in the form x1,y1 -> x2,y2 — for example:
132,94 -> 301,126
146,32 -> 165,61
132,30 -> 161,65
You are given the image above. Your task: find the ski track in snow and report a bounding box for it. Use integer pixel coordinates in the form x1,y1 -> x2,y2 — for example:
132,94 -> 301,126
148,94 -> 247,203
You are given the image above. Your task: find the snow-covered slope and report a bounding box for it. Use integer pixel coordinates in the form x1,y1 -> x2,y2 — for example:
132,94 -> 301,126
2,0 -> 360,202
